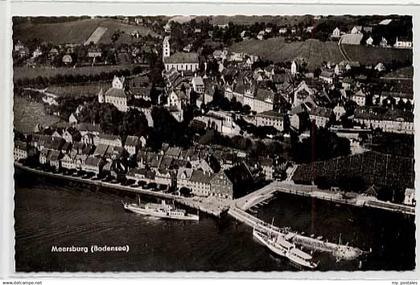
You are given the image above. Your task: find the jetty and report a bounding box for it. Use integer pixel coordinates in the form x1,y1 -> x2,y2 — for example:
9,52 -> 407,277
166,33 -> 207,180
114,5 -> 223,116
228,205 -> 367,260
236,181 -> 415,216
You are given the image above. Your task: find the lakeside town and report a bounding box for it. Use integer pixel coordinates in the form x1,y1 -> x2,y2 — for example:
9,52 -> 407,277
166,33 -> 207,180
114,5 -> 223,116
13,15 -> 415,271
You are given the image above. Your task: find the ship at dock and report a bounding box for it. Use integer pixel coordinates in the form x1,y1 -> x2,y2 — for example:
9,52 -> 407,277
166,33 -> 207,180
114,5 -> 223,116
253,227 -> 318,270
122,197 -> 199,221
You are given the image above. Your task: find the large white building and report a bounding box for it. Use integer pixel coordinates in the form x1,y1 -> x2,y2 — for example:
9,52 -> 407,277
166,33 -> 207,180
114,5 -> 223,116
162,37 -> 199,72
99,76 -> 128,112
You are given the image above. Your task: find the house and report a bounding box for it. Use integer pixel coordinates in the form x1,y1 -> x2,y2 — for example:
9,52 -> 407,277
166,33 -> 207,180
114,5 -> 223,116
68,113 -> 78,125
193,111 -> 240,136
350,26 -> 363,34
278,27 -> 288,35
319,70 -> 335,84
333,104 -> 346,121
213,49 -> 228,61
366,36 -> 374,46
61,153 -> 76,170
351,89 -> 367,106
126,167 -> 155,183
48,48 -> 59,60
87,48 -> 102,58
254,110 -> 285,131
331,27 -> 341,39
259,157 -> 274,180
374,62 -> 386,72
257,31 -> 265,40
98,134 -> 122,147
353,107 -> 414,134
293,81 -> 315,107
47,150 -> 62,170
82,156 -> 104,174
39,149 -> 49,165
124,135 -> 140,156
380,37 -> 389,48
189,170 -> 213,197
403,188 -> 415,206
32,47 -> 43,58
342,77 -> 354,91
100,76 -> 128,112
14,141 -> 28,161
191,76 -> 205,94
62,128 -> 81,143
309,107 -> 333,128
209,170 -> 234,199
394,37 -> 412,49
177,167 -> 194,189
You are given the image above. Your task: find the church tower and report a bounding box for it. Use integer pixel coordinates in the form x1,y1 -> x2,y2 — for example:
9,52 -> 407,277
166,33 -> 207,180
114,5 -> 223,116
291,61 -> 297,76
98,88 -> 104,103
163,36 -> 171,59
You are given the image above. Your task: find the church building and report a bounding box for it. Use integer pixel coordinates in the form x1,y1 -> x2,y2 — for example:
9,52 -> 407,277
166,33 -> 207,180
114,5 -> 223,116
162,36 -> 199,72
99,76 -> 128,112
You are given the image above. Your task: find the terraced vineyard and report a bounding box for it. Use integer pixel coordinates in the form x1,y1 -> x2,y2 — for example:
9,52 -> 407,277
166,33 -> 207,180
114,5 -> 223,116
230,37 -> 344,70
341,44 -> 413,65
292,151 -> 414,193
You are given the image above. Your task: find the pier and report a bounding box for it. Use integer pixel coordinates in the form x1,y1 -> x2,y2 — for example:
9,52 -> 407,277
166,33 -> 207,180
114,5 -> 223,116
236,181 -> 415,215
228,205 -> 367,260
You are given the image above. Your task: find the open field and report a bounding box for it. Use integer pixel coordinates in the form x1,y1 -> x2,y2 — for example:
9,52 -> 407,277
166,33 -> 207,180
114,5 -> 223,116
46,82 -> 110,98
13,96 -> 64,133
13,18 -> 158,45
13,64 -> 143,81
342,45 -> 412,65
230,37 -> 344,69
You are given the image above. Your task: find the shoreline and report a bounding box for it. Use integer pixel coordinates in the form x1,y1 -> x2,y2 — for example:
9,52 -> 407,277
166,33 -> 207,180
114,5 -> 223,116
14,162 -> 228,217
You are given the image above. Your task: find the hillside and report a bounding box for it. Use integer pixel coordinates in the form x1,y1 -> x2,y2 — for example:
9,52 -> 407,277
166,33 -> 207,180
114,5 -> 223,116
229,37 -> 344,70
13,18 -> 158,45
342,44 -> 412,66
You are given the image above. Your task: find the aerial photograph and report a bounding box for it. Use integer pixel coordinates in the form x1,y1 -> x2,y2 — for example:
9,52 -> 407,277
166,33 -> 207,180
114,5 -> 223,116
12,14 -> 415,272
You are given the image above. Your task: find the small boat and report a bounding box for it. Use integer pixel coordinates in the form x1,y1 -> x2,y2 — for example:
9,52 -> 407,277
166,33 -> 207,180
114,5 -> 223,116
122,197 -> 199,221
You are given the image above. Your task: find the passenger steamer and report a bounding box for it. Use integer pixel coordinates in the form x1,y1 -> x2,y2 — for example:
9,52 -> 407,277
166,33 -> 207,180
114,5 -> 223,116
253,227 -> 318,270
122,197 -> 199,221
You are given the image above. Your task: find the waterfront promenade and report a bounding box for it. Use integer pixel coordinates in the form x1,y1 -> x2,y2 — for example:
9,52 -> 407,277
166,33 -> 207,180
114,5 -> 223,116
14,163 -> 227,217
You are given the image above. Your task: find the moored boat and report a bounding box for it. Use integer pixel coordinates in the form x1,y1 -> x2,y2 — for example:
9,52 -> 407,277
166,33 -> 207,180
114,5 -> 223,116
122,198 -> 199,221
253,227 -> 318,270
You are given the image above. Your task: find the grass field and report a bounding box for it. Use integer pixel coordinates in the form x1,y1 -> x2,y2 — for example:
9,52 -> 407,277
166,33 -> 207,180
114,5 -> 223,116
13,64 -> 143,81
342,45 -> 413,66
46,82 -> 110,98
13,18 -> 158,45
230,37 -> 344,69
13,96 -> 64,133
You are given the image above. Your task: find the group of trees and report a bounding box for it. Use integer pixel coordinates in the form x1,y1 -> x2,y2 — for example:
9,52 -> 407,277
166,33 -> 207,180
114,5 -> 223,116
290,126 -> 351,163
76,101 -> 149,138
14,67 -> 143,88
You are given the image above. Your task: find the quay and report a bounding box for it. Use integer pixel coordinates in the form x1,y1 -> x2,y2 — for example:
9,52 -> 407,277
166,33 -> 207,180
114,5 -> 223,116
14,163 -> 226,217
228,205 -> 367,260
236,181 -> 415,216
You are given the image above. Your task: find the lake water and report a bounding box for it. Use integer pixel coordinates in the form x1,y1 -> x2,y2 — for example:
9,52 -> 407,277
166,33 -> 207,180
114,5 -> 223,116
14,169 -> 415,272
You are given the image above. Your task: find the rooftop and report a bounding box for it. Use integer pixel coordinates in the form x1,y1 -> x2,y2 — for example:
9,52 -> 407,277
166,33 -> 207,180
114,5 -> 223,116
164,52 -> 199,64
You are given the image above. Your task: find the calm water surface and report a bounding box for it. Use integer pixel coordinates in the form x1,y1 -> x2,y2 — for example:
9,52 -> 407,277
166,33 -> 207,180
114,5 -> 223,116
14,169 -> 415,272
